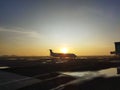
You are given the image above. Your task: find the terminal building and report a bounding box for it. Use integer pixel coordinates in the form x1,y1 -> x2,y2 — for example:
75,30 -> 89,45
111,42 -> 120,56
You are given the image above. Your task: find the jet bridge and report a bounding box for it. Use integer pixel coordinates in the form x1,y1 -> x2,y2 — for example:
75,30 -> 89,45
111,42 -> 120,56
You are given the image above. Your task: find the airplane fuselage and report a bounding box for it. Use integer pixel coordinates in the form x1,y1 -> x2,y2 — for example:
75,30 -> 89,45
49,49 -> 76,59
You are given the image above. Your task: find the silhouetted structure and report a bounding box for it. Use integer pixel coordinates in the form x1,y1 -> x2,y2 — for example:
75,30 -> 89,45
49,49 -> 76,59
117,67 -> 120,75
111,42 -> 120,56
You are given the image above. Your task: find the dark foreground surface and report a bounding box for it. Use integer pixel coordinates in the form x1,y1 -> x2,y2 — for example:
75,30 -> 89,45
18,75 -> 120,90
62,76 -> 120,90
0,56 -> 120,90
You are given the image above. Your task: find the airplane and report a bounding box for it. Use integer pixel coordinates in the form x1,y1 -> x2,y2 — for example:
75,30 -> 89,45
49,49 -> 77,59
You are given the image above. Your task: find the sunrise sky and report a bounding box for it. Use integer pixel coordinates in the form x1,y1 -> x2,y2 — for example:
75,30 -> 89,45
0,0 -> 120,56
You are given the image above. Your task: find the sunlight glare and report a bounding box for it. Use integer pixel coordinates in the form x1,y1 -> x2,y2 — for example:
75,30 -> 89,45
61,48 -> 68,53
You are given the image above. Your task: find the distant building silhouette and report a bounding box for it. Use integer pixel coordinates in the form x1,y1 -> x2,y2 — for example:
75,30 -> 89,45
111,42 -> 120,56
49,49 -> 76,59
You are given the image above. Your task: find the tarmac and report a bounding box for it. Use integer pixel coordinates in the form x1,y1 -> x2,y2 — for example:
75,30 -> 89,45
0,70 -> 41,90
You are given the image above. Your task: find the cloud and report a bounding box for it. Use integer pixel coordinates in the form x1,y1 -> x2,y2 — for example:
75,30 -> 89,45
0,27 -> 41,38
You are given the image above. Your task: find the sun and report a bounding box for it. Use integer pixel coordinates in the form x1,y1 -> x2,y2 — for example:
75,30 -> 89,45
61,48 -> 68,53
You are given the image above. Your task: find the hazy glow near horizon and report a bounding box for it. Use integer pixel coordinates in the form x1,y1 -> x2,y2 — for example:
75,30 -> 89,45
0,0 -> 120,56
60,48 -> 68,53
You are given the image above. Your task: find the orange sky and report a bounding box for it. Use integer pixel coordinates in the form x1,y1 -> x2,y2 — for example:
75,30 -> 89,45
0,42 -> 115,56
0,0 -> 119,56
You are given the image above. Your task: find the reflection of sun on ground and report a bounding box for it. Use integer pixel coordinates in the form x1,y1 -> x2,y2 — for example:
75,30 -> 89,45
60,48 -> 68,53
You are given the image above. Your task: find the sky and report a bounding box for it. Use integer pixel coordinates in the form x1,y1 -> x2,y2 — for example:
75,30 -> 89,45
0,0 -> 120,56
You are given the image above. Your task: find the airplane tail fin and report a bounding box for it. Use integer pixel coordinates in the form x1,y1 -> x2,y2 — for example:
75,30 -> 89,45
49,49 -> 53,56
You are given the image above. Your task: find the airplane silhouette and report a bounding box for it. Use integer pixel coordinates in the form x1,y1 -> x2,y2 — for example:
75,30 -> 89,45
49,49 -> 76,59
